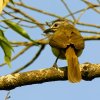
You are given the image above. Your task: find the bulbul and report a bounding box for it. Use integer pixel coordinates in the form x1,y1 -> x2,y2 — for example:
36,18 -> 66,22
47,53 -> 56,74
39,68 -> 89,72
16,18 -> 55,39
44,19 -> 84,83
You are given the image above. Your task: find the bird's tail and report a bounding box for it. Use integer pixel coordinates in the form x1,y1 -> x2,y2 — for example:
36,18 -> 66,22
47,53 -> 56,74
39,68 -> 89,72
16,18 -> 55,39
65,46 -> 81,83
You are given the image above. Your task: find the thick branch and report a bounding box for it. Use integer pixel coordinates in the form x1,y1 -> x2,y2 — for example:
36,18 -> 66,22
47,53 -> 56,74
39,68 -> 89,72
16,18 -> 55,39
0,63 -> 100,90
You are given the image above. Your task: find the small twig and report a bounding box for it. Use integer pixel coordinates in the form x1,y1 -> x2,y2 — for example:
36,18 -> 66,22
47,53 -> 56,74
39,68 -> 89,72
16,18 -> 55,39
2,11 -> 16,15
3,10 -> 18,18
83,35 -> 100,40
10,39 -> 49,46
5,91 -> 10,100
79,30 -> 100,34
4,10 -> 46,27
82,0 -> 100,13
17,24 -> 38,28
11,45 -> 45,73
4,35 -> 99,48
65,4 -> 99,18
8,35 -> 100,47
7,5 -> 45,30
0,46 -> 31,67
75,6 -> 88,25
3,10 -> 34,24
76,22 -> 100,29
61,0 -> 76,24
15,2 -> 62,19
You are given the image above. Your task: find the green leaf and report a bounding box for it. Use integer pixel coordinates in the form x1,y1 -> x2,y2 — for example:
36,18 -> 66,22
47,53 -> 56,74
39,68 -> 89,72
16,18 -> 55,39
0,30 -> 13,50
0,30 -> 13,67
3,20 -> 33,41
0,42 -> 12,67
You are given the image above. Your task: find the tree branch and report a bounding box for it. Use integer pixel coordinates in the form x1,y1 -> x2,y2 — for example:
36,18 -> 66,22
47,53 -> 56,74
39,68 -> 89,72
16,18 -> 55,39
0,46 -> 31,67
9,35 -> 100,47
14,2 -> 62,19
0,63 -> 100,90
11,45 -> 45,73
7,5 -> 45,30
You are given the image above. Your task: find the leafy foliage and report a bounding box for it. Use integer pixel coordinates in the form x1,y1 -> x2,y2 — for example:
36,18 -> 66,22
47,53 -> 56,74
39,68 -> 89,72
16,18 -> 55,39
0,30 -> 13,67
3,20 -> 33,41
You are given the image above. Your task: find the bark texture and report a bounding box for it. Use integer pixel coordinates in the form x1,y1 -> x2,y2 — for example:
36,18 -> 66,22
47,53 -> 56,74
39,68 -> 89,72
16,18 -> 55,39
0,63 -> 100,90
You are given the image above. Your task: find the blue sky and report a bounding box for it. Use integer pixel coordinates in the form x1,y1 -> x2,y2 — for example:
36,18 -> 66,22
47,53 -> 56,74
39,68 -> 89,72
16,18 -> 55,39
0,0 -> 100,100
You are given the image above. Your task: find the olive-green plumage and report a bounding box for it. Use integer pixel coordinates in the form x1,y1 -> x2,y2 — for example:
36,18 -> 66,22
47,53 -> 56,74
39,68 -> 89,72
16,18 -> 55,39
44,19 -> 84,83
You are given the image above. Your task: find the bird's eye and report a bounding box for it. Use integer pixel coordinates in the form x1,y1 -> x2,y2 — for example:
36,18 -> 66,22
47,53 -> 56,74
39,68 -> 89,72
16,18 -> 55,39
54,24 -> 58,27
51,22 -> 60,28
54,23 -> 58,27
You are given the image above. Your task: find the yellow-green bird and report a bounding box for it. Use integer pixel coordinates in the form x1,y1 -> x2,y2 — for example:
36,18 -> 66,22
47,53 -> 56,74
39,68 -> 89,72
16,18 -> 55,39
44,19 -> 84,83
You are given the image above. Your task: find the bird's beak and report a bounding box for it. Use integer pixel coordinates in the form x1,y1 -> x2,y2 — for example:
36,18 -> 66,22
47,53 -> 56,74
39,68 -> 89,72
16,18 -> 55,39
44,28 -> 54,34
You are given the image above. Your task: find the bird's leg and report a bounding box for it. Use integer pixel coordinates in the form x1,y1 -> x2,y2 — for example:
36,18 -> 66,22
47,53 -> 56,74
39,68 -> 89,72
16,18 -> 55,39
52,51 -> 61,68
52,56 -> 59,68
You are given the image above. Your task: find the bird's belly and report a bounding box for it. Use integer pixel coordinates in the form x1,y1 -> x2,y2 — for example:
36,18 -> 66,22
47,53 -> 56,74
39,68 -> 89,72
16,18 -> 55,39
51,47 -> 66,59
51,47 -> 83,60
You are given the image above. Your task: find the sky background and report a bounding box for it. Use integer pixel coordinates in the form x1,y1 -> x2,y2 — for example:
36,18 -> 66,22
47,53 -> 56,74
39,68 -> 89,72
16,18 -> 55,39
0,0 -> 100,100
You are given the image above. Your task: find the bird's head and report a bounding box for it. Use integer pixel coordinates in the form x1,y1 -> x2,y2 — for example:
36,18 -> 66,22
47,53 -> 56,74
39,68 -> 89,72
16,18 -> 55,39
44,19 -> 69,34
